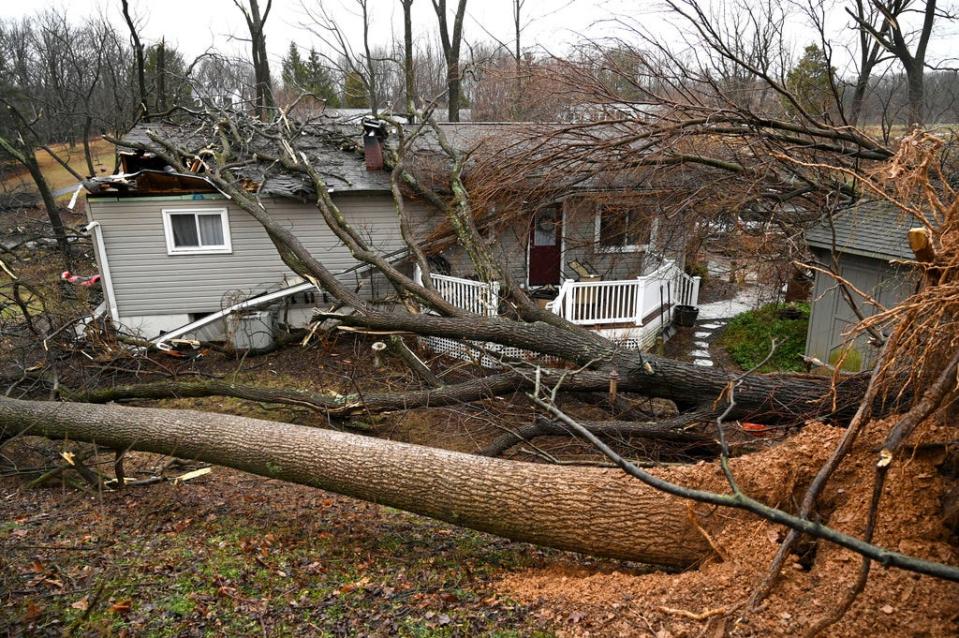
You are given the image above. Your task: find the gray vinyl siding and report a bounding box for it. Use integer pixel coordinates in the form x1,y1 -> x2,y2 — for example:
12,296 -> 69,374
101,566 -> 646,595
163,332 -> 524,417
437,195 -> 667,285
805,249 -> 916,371
88,193 -> 433,317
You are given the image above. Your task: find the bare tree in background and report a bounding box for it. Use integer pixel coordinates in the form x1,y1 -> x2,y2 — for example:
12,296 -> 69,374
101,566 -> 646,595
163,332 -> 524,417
302,0 -> 385,114
120,0 -> 147,121
233,0 -> 276,121
431,0 -> 469,121
401,0 -> 416,119
848,0 -> 945,126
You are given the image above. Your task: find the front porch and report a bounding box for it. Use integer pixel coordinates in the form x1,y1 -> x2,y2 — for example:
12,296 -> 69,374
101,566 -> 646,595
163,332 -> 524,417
414,259 -> 701,365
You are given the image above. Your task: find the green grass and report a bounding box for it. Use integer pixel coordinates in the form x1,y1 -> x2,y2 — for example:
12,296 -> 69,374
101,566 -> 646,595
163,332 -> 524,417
720,302 -> 810,372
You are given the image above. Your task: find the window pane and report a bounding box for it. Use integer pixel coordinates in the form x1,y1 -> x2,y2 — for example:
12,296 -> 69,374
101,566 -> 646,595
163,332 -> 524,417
533,207 -> 558,246
170,214 -> 199,247
197,214 -> 224,246
599,208 -> 627,247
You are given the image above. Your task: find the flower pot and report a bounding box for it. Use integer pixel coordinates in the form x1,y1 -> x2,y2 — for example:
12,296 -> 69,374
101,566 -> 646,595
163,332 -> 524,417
674,304 -> 699,327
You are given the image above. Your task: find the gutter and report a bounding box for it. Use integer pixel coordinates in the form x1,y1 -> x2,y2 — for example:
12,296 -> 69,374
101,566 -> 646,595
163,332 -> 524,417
84,221 -> 120,323
151,280 -> 318,351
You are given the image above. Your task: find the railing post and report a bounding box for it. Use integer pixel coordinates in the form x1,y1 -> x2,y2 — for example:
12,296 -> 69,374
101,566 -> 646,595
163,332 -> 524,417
634,279 -> 645,326
565,283 -> 575,321
413,263 -> 423,287
692,276 -> 701,307
489,281 -> 500,316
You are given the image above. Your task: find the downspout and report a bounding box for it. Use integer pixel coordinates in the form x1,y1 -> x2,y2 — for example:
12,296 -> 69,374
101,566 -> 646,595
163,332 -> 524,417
84,221 -> 120,323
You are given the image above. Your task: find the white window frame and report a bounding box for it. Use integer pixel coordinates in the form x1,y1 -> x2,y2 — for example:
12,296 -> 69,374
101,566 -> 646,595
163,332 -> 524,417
162,208 -> 232,255
594,204 -> 648,254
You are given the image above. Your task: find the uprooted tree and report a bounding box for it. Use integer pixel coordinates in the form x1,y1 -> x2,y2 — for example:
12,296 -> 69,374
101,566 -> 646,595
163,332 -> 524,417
3,1 -> 959,634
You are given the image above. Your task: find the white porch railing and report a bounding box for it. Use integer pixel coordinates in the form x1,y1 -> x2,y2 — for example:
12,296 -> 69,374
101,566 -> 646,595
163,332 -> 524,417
547,259 -> 701,327
414,266 -> 500,316
412,261 -> 699,327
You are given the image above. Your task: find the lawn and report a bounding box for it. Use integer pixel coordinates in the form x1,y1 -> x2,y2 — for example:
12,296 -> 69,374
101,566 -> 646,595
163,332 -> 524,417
719,302 -> 810,372
0,458 -> 564,637
1,138 -> 115,200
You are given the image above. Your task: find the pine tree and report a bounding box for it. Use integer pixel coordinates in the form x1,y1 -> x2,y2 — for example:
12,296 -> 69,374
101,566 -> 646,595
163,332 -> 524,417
784,44 -> 836,116
342,70 -> 369,108
281,42 -> 306,92
305,48 -> 340,107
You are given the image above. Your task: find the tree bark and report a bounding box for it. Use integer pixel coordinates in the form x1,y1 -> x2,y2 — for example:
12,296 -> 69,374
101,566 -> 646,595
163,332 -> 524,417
120,0 -> 147,121
23,149 -> 72,266
478,416 -> 720,458
0,397 -> 711,567
401,0 -> 416,120
60,370 -> 613,417
432,0 -> 468,122
327,310 -> 876,424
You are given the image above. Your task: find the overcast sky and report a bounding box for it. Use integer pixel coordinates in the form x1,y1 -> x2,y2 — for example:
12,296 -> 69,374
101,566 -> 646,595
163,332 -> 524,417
0,1 -> 633,61
2,1 -> 957,75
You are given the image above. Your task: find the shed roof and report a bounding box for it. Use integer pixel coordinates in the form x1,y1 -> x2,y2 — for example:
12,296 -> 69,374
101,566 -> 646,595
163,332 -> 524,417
805,201 -> 919,261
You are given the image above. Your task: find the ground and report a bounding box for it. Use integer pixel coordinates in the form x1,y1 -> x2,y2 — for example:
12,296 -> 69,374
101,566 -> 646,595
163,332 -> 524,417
0,138 -> 115,202
497,417 -> 959,637
0,457 -> 567,637
2,416 -> 956,637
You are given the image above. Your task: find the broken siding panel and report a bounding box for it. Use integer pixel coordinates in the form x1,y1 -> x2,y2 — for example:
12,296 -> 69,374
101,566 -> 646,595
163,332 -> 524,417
89,193 -> 434,316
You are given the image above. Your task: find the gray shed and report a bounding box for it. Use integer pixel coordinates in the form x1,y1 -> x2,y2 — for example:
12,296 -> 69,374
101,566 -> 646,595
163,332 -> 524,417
804,202 -> 919,371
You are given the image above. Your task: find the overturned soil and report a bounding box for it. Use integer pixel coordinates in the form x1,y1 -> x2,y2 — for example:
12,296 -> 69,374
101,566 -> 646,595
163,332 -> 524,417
498,418 -> 959,637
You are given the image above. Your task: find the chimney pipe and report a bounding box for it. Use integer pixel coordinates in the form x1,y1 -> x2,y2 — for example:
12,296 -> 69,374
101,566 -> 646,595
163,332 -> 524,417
362,117 -> 387,171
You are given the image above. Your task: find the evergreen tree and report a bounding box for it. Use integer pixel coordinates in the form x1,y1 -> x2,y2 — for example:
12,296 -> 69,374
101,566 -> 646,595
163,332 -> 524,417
342,70 -> 369,108
784,44 -> 836,116
305,48 -> 340,107
144,41 -> 194,111
281,42 -> 305,91
281,43 -> 340,107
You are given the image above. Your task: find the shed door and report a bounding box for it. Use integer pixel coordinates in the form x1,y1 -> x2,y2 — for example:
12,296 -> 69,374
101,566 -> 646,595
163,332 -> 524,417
528,206 -> 562,286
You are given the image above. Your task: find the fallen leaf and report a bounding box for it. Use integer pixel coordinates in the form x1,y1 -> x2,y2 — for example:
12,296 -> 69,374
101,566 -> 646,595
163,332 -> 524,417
23,601 -> 44,622
437,613 -> 451,626
881,605 -> 895,615
70,596 -> 89,611
110,600 -> 132,615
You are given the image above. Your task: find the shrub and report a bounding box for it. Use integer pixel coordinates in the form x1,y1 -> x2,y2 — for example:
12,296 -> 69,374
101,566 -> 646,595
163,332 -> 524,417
720,302 -> 810,372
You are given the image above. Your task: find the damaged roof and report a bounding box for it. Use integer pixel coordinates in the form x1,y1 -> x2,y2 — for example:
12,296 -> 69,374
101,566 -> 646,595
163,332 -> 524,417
91,118 -> 392,200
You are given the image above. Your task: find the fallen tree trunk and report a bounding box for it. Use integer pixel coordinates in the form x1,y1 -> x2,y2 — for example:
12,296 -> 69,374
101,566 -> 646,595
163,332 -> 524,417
0,397 -> 711,567
60,370 -> 614,417
327,312 -> 879,424
479,416 -> 719,458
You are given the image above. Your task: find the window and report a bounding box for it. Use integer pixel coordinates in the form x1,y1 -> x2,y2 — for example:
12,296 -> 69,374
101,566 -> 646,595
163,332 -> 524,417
532,206 -> 560,247
162,208 -> 232,255
595,204 -> 648,253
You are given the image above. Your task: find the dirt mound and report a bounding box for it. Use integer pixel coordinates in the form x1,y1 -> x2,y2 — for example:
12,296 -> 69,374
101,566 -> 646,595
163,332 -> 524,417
498,419 -> 959,637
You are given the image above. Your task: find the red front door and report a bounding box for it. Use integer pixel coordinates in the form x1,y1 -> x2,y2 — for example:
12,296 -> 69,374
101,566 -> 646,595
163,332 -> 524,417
528,206 -> 562,286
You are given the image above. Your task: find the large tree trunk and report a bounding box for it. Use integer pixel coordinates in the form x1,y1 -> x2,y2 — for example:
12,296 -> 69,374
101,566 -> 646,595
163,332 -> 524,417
329,311 -> 876,423
0,397 -> 711,567
24,150 -> 72,266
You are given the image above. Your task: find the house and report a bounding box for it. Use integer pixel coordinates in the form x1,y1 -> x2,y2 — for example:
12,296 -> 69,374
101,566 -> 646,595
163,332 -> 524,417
804,201 -> 919,371
82,115 -> 699,353
82,118 -> 438,346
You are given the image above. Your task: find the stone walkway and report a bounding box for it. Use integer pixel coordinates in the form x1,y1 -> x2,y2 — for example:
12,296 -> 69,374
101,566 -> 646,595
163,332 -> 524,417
689,286 -> 761,368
